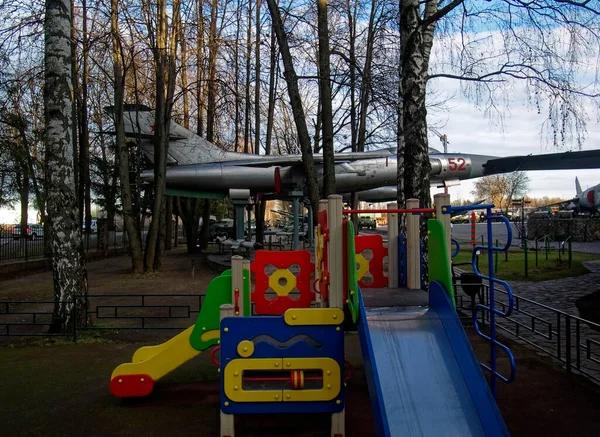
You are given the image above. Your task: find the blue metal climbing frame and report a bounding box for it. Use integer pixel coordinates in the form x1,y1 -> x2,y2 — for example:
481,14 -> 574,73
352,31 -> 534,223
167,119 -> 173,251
444,204 -> 517,398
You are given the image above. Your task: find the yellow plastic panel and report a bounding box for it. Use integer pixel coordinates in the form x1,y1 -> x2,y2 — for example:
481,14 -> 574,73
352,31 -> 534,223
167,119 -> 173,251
356,253 -> 369,281
111,327 -> 200,381
223,358 -> 283,403
200,329 -> 219,343
237,340 -> 255,357
283,358 -> 340,401
268,269 -> 297,297
131,325 -> 195,363
284,308 -> 344,326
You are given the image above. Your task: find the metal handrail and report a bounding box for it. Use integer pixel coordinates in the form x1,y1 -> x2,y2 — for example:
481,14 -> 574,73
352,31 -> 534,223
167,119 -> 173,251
456,279 -> 600,386
445,204 -> 516,397
450,238 -> 460,258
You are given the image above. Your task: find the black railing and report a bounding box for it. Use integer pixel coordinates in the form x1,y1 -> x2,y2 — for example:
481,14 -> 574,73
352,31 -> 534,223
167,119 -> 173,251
455,277 -> 600,386
0,293 -> 206,341
0,229 -> 47,262
0,228 -> 130,263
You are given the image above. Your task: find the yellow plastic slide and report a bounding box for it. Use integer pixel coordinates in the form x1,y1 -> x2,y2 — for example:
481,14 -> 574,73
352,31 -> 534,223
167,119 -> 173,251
110,328 -> 218,397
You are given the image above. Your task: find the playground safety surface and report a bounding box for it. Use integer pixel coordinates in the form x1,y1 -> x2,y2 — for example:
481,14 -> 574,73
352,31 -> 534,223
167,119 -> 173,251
1,249 -> 600,436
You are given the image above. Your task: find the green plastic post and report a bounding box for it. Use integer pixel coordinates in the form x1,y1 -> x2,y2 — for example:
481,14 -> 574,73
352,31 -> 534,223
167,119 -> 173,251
189,274 -> 233,351
346,221 -> 360,324
428,219 -> 455,307
243,268 -> 251,316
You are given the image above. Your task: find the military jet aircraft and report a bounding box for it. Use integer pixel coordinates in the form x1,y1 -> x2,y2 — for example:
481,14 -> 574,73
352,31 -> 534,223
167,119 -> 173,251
110,105 -> 600,201
539,177 -> 600,215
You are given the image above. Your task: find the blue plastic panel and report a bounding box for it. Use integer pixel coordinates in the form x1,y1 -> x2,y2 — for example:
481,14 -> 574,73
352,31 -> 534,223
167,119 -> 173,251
219,315 -> 345,414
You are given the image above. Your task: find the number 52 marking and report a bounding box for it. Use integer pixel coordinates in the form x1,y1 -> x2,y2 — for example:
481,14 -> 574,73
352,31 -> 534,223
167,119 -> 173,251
448,157 -> 466,172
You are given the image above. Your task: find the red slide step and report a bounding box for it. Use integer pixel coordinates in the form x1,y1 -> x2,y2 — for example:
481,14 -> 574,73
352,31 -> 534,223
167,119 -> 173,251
110,374 -> 155,398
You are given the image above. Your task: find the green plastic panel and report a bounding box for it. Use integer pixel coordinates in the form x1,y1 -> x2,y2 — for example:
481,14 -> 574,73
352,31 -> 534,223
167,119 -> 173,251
242,268 -> 251,316
190,272 -> 233,350
427,219 -> 455,307
346,221 -> 360,324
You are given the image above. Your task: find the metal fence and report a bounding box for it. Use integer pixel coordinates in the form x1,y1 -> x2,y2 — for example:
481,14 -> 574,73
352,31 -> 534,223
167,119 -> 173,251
455,278 -> 600,385
0,293 -> 206,341
4,282 -> 600,387
0,228 -> 130,263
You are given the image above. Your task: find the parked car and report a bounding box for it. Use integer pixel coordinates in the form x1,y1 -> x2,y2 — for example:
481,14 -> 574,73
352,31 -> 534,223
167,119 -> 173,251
12,224 -> 44,240
451,213 -> 470,224
82,219 -> 98,233
358,216 -> 377,230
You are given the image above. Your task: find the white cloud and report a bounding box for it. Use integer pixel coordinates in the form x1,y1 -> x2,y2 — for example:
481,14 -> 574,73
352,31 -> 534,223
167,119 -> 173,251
429,77 -> 600,202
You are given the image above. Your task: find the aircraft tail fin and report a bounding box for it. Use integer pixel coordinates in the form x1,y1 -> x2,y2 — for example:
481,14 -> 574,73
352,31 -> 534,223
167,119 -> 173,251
105,105 -> 231,165
105,104 -> 193,141
576,177 -> 582,196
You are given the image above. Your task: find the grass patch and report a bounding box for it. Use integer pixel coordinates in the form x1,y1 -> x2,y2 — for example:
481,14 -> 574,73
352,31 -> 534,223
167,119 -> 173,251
452,248 -> 600,281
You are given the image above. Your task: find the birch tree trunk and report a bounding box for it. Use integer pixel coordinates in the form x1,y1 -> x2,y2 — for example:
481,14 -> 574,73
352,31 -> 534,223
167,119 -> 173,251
44,0 -> 88,332
399,0 -> 430,207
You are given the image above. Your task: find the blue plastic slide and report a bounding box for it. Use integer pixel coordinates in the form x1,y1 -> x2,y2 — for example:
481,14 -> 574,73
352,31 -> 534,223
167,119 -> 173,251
358,282 -> 510,437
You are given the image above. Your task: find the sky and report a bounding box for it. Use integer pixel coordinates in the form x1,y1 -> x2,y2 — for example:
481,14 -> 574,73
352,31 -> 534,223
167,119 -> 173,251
427,77 -> 600,204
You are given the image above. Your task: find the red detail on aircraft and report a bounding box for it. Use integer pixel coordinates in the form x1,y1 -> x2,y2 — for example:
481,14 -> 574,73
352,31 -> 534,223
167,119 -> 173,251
587,190 -> 595,205
274,167 -> 281,193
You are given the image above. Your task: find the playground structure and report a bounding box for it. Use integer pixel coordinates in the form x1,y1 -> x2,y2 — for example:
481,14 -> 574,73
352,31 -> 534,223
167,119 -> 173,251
110,193 -> 516,437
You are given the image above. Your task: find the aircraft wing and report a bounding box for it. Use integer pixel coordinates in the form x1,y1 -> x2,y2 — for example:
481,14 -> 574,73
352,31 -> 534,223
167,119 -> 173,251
483,149 -> 600,175
221,148 -> 396,167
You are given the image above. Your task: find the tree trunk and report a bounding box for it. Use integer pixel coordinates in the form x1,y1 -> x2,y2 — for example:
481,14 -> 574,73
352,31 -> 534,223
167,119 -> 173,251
165,196 -> 173,250
70,0 -> 79,211
45,0 -> 88,332
244,0 -> 252,153
199,200 -> 211,250
356,0 -> 377,153
346,0 -> 357,152
196,0 -> 205,136
254,0 -> 261,155
79,0 -> 91,238
179,197 -> 202,253
19,171 -> 29,241
255,197 -> 265,244
111,0 -> 144,273
234,5 -> 241,149
206,0 -> 218,143
317,0 -> 335,196
400,0 -> 430,207
266,0 -> 320,213
144,0 -> 180,272
265,23 -> 278,157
